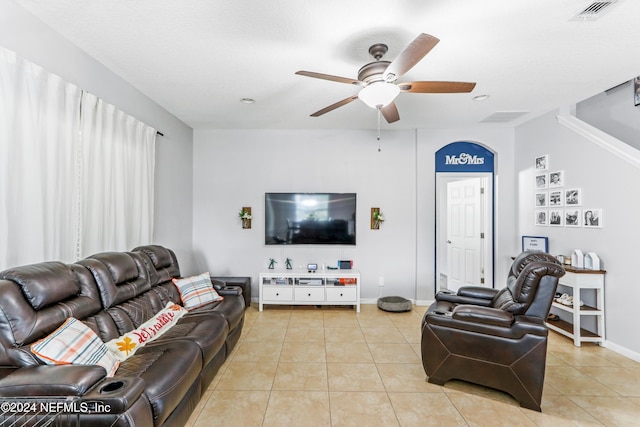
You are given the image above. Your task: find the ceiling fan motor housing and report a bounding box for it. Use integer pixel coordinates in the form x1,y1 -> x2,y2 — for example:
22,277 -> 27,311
357,61 -> 391,84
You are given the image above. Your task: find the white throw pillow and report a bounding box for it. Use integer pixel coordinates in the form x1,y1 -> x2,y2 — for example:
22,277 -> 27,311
106,302 -> 187,361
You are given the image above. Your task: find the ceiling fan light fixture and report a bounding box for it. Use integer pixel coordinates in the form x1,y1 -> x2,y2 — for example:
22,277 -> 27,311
358,82 -> 400,109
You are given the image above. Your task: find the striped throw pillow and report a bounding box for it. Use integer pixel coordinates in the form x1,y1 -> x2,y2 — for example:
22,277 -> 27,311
172,272 -> 223,310
31,317 -> 119,377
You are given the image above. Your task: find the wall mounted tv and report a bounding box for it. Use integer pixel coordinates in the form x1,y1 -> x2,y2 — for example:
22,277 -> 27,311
265,193 -> 356,245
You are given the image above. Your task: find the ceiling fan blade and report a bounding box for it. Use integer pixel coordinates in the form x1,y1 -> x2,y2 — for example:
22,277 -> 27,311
296,71 -> 364,86
398,81 -> 476,93
383,33 -> 440,82
380,102 -> 400,123
310,95 -> 359,117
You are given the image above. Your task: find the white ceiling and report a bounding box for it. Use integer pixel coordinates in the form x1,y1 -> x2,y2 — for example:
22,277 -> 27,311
13,0 -> 640,130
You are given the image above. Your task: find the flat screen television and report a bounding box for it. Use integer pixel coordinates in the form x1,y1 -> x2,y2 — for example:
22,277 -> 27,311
265,193 -> 356,245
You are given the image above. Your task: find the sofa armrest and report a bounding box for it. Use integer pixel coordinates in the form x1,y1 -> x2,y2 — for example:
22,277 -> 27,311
0,365 -> 105,397
216,285 -> 242,297
81,377 -> 145,413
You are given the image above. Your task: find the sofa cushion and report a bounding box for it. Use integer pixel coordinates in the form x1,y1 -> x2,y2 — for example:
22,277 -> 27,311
31,317 -> 119,377
116,340 -> 203,426
173,272 -> 223,310
106,302 -> 187,361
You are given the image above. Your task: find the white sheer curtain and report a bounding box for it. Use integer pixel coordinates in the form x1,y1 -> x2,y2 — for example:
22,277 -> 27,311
0,47 -> 80,267
78,93 -> 156,258
0,48 -> 156,269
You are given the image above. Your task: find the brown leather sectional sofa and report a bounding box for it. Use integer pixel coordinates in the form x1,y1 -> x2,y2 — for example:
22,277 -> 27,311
0,245 -> 244,426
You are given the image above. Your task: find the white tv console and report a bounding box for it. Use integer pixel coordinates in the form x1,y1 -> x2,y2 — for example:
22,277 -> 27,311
259,269 -> 360,312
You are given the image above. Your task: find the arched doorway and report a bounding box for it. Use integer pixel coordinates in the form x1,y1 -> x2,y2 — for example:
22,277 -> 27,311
435,141 -> 496,293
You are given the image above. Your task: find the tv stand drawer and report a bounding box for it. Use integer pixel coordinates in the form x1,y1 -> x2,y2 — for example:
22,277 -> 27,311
294,287 -> 325,302
326,287 -> 357,302
262,286 -> 293,302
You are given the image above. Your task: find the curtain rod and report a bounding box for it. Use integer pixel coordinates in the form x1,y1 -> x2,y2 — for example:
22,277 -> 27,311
156,131 -> 164,137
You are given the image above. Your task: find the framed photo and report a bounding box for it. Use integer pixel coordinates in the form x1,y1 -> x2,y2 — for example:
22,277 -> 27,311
549,209 -> 563,226
522,235 -> 549,252
535,210 -> 548,226
634,76 -> 640,107
564,209 -> 581,227
535,192 -> 547,207
535,155 -> 548,171
549,190 -> 563,207
548,170 -> 564,188
564,188 -> 581,206
535,173 -> 548,189
583,208 -> 603,228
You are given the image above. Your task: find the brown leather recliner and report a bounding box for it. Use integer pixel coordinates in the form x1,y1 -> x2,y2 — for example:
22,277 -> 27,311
421,251 -> 565,411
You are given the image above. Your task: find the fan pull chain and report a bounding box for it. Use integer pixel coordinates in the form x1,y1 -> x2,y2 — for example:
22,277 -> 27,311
377,107 -> 381,152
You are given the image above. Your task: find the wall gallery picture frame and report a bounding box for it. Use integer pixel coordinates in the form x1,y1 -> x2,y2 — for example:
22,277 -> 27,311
548,170 -> 564,188
548,190 -> 563,207
549,209 -> 563,226
535,173 -> 548,189
535,155 -> 549,171
564,209 -> 582,227
583,208 -> 603,228
535,192 -> 547,207
564,188 -> 581,206
535,210 -> 548,226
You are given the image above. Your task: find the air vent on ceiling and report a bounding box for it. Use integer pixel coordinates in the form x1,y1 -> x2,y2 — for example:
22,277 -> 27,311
571,1 -> 617,21
479,111 -> 529,124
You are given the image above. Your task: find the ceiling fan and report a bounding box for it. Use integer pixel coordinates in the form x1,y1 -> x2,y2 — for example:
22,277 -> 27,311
296,33 -> 476,123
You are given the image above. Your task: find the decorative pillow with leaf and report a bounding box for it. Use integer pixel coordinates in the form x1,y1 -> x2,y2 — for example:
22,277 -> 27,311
172,272 -> 223,310
106,302 -> 187,361
31,317 -> 119,377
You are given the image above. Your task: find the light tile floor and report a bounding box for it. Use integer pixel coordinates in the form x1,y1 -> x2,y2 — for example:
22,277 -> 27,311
186,304 -> 640,426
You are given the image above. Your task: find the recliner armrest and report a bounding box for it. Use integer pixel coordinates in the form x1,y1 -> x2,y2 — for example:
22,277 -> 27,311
457,286 -> 499,300
0,365 -> 105,397
452,305 -> 513,327
435,287 -> 498,306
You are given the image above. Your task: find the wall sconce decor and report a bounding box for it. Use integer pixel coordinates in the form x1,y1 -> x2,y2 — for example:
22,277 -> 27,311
239,207 -> 252,229
371,207 -> 385,229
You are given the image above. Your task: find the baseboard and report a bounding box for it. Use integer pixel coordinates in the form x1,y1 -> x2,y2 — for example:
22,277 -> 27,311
603,340 -> 640,363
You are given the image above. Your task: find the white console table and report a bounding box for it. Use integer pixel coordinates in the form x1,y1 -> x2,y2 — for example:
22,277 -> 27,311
259,269 -> 360,312
546,266 -> 606,346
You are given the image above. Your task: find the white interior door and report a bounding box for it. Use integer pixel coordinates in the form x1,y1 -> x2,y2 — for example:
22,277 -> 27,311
446,178 -> 485,292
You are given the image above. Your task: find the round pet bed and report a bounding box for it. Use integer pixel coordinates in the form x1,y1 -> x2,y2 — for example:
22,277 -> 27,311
377,296 -> 412,312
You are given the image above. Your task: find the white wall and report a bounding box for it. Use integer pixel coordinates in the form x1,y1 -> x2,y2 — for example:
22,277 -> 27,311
0,0 -> 195,270
515,109 -> 640,357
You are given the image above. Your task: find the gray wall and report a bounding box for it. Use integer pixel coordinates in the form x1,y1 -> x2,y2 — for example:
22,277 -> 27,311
192,127 -> 515,305
577,81 -> 640,150
516,109 -> 640,358
0,0 -> 195,271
